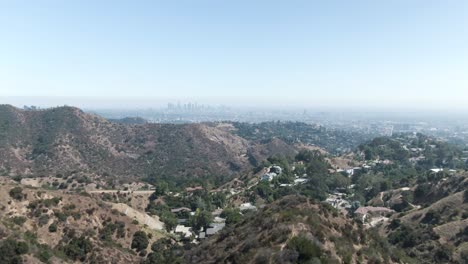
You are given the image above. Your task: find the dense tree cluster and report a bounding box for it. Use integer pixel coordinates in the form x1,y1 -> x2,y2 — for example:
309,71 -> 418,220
0,238 -> 29,264
131,231 -> 149,252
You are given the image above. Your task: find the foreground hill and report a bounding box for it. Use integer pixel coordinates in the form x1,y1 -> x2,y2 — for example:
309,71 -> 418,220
0,105 -> 295,186
0,178 -> 165,263
186,195 -> 410,264
382,172 -> 468,263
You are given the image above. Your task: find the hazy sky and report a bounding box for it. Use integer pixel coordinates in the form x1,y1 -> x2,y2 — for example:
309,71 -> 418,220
1,1 -> 467,109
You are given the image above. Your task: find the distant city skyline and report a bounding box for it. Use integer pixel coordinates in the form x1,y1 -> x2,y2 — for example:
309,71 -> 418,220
4,96 -> 468,114
1,1 -> 467,110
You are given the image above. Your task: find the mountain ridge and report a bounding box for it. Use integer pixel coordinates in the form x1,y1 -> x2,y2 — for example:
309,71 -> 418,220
0,105 -> 295,186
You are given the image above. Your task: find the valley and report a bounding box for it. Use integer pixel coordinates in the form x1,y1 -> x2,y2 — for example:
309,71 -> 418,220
0,105 -> 467,263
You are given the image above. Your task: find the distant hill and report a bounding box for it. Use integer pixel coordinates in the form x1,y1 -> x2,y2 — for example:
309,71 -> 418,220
0,105 -> 296,186
230,121 -> 374,154
358,133 -> 465,169
108,117 -> 148,125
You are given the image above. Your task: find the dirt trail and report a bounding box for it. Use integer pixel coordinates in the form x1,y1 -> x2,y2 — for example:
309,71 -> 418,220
110,203 -> 164,231
88,190 -> 154,194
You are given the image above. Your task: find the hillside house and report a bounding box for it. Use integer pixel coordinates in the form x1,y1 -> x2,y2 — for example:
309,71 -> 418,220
293,178 -> 308,185
261,172 -> 278,182
206,222 -> 225,236
185,186 -> 204,193
174,225 -> 192,238
239,202 -> 257,211
270,165 -> 283,175
171,207 -> 192,214
354,206 -> 394,222
326,193 -> 351,211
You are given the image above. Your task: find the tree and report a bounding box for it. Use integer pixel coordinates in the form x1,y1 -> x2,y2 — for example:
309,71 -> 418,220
414,183 -> 431,200
155,181 -> 169,196
221,208 -> 242,225
211,192 -> 226,208
160,211 -> 177,232
364,148 -> 375,160
255,181 -> 273,200
189,209 -> 213,230
131,231 -> 149,252
327,173 -> 350,190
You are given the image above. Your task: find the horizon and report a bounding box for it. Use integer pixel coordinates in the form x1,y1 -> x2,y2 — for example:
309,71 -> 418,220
1,1 -> 468,111
3,96 -> 468,115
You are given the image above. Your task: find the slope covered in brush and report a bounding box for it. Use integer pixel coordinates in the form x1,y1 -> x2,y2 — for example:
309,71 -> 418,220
0,105 -> 295,186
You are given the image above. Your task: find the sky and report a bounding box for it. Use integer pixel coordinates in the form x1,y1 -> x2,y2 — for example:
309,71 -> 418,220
0,1 -> 467,110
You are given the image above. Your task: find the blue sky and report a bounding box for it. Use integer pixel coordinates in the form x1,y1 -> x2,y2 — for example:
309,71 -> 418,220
0,1 -> 467,109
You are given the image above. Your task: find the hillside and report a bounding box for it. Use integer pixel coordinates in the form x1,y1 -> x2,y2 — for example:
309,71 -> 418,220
186,195 -> 410,264
358,133 -> 465,169
230,121 -> 374,154
0,177 -> 167,263
382,173 -> 468,263
0,105 -> 295,186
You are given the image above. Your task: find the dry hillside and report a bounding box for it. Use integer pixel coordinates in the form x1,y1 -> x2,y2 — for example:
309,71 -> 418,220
0,105 -> 295,186
186,195 -> 410,264
0,177 -> 169,263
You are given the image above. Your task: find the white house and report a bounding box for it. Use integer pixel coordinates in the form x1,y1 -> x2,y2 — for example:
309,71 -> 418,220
261,172 -> 278,182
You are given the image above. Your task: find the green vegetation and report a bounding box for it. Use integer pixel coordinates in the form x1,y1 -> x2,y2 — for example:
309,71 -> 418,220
221,207 -> 242,225
232,121 -> 373,154
287,235 -> 322,263
10,216 -> 27,226
9,187 -> 25,201
61,234 -> 93,261
99,221 -> 126,241
359,133 -> 465,169
131,231 -> 149,252
146,203 -> 178,232
143,238 -> 183,264
186,195 -> 408,263
0,238 -> 29,264
48,223 -> 57,233
188,209 -> 213,231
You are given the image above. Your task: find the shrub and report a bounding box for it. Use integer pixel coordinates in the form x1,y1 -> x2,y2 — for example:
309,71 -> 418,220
42,197 -> 61,207
139,249 -> 147,257
15,241 -> 29,255
37,247 -> 53,263
9,187 -> 24,200
421,210 -> 440,225
62,235 -> 93,261
287,235 -> 322,263
11,216 -> 27,226
48,223 -> 57,232
38,214 -> 50,227
54,210 -> 68,222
